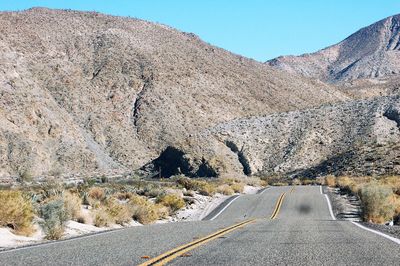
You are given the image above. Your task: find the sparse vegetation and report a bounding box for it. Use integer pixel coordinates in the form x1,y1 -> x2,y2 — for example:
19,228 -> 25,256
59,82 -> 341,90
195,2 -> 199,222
217,184 -> 235,195
359,184 -> 395,224
156,194 -> 185,213
326,175 -> 400,224
63,191 -> 82,221
0,190 -> 35,236
129,195 -> 162,224
104,198 -> 132,225
325,175 -> 336,187
40,198 -> 69,240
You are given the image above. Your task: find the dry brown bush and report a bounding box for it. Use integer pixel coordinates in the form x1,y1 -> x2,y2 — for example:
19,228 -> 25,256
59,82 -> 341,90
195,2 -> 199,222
325,175 -> 336,187
0,190 -> 35,236
156,194 -> 185,213
88,187 -> 105,201
360,183 -> 395,224
217,185 -> 235,195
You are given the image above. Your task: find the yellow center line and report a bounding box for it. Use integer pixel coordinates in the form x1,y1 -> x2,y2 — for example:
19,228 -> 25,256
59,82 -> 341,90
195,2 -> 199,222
290,186 -> 295,193
139,219 -> 256,266
270,192 -> 286,219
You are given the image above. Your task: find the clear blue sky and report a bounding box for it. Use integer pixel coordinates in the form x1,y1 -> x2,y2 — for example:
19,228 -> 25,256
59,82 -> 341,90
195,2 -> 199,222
1,0 -> 399,61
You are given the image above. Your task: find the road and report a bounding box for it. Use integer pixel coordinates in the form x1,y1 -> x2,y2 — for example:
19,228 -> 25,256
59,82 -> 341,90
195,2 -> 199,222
0,186 -> 399,265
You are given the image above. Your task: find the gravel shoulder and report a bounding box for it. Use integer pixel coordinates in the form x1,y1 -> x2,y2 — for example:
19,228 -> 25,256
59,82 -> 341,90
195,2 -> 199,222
325,186 -> 400,239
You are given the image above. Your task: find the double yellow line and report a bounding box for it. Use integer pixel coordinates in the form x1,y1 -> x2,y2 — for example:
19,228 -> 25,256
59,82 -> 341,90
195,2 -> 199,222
270,192 -> 286,219
139,219 -> 256,266
140,186 -> 294,265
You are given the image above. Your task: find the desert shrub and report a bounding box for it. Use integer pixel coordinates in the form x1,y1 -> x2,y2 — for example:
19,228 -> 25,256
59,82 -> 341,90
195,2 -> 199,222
129,195 -> 160,224
155,204 -> 170,219
300,179 -> 321,186
104,198 -> 132,225
88,187 -> 105,201
217,185 -> 234,195
156,194 -> 185,213
359,184 -> 395,224
325,175 -> 336,187
145,188 -> 166,198
336,176 -> 355,193
381,176 -> 400,195
175,176 -> 197,190
243,177 -> 262,187
230,183 -> 244,193
0,190 -> 35,235
272,182 -> 289,186
176,177 -> 216,196
115,192 -> 135,201
40,198 -> 69,240
197,181 -> 216,196
63,192 -> 82,221
292,179 -> 301,186
93,209 -> 112,227
18,169 -> 33,183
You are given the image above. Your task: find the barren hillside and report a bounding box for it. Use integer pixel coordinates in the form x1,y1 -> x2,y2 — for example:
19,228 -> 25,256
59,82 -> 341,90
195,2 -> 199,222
0,8 -> 347,178
267,14 -> 400,85
159,96 -> 400,178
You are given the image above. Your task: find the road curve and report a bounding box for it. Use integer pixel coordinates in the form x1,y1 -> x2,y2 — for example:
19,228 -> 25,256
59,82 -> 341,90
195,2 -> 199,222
0,186 -> 399,265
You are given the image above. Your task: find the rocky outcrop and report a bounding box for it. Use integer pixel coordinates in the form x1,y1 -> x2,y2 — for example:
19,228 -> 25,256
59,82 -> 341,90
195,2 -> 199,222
172,96 -> 400,178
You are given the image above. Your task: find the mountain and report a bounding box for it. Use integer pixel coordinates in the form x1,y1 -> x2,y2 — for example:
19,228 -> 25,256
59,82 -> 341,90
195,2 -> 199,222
267,14 -> 400,84
158,96 -> 400,178
0,8 -> 348,179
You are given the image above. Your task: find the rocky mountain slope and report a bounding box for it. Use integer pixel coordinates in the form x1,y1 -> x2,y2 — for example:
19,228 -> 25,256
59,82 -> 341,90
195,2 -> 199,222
0,8 -> 348,179
159,96 -> 400,178
267,14 -> 400,84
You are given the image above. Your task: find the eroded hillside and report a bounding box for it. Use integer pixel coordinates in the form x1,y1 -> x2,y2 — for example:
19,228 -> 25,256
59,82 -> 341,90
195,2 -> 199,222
0,8 -> 347,178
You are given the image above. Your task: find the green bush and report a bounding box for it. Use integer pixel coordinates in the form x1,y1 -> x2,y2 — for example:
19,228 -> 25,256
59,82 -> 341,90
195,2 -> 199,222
40,198 -> 69,240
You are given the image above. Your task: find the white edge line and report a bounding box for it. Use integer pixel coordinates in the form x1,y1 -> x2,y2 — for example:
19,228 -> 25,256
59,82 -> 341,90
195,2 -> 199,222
209,196 -> 240,221
319,185 -> 323,195
259,187 -> 270,195
323,191 -> 336,220
350,221 -> 400,245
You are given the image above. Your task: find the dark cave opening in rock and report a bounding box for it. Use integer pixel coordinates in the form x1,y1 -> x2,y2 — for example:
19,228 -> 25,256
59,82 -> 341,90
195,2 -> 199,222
196,158 -> 217,177
383,108 -> 400,128
225,140 -> 252,176
153,146 -> 192,178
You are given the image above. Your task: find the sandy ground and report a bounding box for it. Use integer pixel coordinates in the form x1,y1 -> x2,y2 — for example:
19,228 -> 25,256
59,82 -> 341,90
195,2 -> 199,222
0,186 -> 261,250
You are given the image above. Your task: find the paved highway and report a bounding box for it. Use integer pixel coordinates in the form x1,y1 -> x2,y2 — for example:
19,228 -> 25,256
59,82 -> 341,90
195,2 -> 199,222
0,186 -> 399,265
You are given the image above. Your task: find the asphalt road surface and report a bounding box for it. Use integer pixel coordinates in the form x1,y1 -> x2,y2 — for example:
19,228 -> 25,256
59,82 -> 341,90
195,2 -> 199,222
1,186 -> 399,265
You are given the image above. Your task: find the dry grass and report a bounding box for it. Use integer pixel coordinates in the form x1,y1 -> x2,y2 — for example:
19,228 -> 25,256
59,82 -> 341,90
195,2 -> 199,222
336,176 -> 355,193
156,194 -> 185,213
93,209 -> 112,227
104,198 -> 132,225
63,191 -> 82,221
230,183 -> 244,193
325,175 -> 336,187
381,176 -> 400,195
217,184 -> 234,195
88,187 -> 105,201
359,183 -> 395,224
128,195 -> 161,224
0,190 -> 35,236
